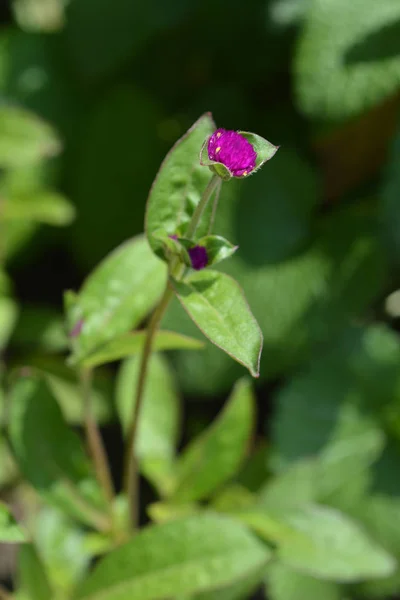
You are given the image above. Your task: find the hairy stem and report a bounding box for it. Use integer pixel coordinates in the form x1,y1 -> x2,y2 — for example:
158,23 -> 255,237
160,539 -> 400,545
186,174 -> 220,239
81,368 -> 115,516
123,286 -> 173,528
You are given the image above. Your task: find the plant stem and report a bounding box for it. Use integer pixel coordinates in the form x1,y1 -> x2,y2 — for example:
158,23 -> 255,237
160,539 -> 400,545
123,173 -> 220,530
123,285 -> 173,528
186,174 -> 220,239
81,368 -> 115,514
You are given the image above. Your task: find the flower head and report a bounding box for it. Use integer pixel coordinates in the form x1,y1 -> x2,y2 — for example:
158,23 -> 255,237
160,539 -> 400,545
207,128 -> 257,177
188,245 -> 208,270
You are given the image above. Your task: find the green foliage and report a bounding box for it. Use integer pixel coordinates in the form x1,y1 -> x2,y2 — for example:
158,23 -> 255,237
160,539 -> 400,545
17,544 -> 53,600
65,235 -> 167,364
75,514 -> 271,600
266,563 -> 342,600
171,270 -> 263,377
171,378 -> 254,502
4,3 -> 400,599
9,375 -> 106,527
0,502 -> 26,542
0,104 -> 60,167
81,330 -> 204,368
295,0 -> 400,120
116,353 -> 180,493
146,113 -> 215,256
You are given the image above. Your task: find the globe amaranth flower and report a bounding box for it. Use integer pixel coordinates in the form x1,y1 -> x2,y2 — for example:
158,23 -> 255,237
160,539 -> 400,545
207,128 -> 257,177
188,245 -> 208,270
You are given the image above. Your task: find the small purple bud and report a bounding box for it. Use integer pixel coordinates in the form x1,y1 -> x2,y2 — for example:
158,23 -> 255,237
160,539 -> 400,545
70,318 -> 84,338
188,245 -> 208,270
207,128 -> 257,177
169,234 -> 178,240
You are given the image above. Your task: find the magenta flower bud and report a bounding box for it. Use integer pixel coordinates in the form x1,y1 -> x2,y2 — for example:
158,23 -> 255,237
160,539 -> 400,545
207,128 -> 257,177
188,245 -> 208,270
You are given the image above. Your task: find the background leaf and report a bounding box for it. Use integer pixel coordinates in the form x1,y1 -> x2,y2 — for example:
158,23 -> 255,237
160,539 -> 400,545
266,562 -> 342,600
17,544 -> 53,600
172,378 -> 255,502
9,375 -> 106,526
0,105 -> 60,168
75,514 -> 271,600
295,0 -> 400,120
116,353 -> 180,493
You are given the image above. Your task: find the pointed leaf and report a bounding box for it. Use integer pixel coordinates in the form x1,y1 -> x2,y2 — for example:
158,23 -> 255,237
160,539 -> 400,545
171,270 -> 263,377
146,113 -> 216,256
172,378 -> 255,502
65,235 -> 167,363
75,514 -> 271,600
0,502 -> 26,543
0,105 -> 60,168
116,353 -> 180,493
81,330 -> 204,368
9,375 -> 105,527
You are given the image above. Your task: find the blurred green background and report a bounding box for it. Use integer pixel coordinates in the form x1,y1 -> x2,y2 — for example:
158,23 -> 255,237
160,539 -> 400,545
4,0 -> 400,596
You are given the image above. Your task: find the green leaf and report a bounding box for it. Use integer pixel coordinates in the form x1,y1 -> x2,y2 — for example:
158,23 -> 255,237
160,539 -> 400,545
294,0 -> 400,120
0,296 -> 18,350
353,496 -> 400,598
171,270 -> 263,377
22,356 -> 114,425
193,564 -> 267,600
30,506 -> 91,596
277,505 -> 395,582
3,191 -> 75,225
146,113 -> 216,257
81,330 -> 204,368
271,323 -> 396,466
17,544 -> 53,600
0,105 -> 60,167
65,235 -> 167,363
9,375 -> 105,526
172,378 -> 255,502
0,502 -> 26,542
116,353 -> 180,494
266,562 -> 342,600
75,514 -> 271,600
